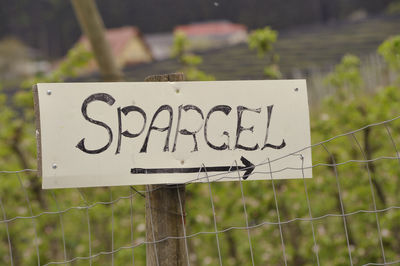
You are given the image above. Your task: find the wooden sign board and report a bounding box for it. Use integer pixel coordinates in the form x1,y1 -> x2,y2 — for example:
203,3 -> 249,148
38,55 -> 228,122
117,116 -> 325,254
34,80 -> 312,189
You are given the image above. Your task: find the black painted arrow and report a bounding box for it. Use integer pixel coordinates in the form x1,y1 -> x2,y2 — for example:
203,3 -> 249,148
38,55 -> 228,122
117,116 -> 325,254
131,156 -> 255,180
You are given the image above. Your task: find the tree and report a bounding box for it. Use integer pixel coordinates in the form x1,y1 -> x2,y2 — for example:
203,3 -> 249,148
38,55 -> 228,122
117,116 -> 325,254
324,54 -> 363,100
171,31 -> 215,81
378,35 -> 400,74
248,26 -> 282,79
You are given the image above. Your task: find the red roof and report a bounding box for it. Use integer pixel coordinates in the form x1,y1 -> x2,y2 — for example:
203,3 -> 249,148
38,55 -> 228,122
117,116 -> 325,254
79,26 -> 140,57
175,21 -> 247,36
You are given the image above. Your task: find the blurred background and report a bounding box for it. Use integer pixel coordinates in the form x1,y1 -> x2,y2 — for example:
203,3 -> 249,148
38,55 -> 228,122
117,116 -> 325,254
1,0 -> 399,101
1,0 -> 400,265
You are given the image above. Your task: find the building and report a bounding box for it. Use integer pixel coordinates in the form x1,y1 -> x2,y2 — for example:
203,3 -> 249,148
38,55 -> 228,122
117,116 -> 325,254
144,33 -> 175,61
144,21 -> 248,61
174,20 -> 248,51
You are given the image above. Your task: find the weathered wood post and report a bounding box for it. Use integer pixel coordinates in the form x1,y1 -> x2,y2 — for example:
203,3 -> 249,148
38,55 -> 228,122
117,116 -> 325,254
144,73 -> 188,266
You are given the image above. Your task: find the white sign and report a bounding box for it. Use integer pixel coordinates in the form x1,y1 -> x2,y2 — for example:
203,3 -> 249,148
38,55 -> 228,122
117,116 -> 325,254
34,80 -> 312,189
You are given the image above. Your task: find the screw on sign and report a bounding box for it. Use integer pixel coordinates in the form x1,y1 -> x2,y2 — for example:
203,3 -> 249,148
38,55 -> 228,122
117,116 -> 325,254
33,79 -> 311,188
33,76 -> 312,266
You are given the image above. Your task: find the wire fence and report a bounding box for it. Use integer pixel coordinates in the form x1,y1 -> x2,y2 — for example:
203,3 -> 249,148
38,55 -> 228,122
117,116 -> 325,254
1,115 -> 400,265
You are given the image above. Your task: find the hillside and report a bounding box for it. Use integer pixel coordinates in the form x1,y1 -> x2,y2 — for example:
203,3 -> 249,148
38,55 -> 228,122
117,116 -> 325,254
116,15 -> 400,81
0,0 -> 394,58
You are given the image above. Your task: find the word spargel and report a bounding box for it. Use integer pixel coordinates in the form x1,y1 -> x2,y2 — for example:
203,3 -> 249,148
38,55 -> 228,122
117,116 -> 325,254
76,93 -> 286,155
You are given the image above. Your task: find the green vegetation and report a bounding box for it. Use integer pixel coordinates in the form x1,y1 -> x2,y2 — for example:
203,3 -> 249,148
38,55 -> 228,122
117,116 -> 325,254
323,54 -> 363,100
22,44 -> 93,86
308,36 -> 400,265
386,0 -> 400,14
0,46 -> 93,264
248,26 -> 281,79
123,16 -> 400,87
1,29 -> 400,265
0,38 -> 32,87
378,35 -> 400,74
171,31 -> 215,81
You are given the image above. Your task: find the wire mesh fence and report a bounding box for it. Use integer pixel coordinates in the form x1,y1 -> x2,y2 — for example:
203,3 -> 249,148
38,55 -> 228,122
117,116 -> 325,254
1,115 -> 400,265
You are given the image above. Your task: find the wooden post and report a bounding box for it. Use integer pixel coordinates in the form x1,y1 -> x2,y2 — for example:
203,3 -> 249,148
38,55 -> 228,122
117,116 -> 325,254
144,73 -> 188,266
71,0 -> 123,81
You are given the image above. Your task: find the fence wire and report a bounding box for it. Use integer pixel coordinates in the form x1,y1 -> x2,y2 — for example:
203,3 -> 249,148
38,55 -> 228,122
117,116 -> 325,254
1,115 -> 400,265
